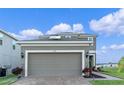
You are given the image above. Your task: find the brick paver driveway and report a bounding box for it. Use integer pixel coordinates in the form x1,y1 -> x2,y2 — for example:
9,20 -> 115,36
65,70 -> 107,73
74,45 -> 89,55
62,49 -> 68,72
13,76 -> 91,85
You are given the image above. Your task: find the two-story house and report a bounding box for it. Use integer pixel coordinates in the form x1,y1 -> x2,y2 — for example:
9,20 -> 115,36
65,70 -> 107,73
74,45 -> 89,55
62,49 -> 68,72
0,30 -> 21,74
18,32 -> 96,77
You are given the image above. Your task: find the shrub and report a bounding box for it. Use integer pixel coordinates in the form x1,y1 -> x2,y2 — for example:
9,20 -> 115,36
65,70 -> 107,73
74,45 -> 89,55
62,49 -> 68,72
82,67 -> 92,76
92,66 -> 98,71
97,67 -> 102,72
12,67 -> 23,75
118,57 -> 124,73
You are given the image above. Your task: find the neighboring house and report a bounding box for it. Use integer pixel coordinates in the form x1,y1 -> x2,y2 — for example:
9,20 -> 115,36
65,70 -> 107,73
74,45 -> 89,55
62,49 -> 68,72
96,63 -> 118,68
0,30 -> 21,74
17,32 -> 96,77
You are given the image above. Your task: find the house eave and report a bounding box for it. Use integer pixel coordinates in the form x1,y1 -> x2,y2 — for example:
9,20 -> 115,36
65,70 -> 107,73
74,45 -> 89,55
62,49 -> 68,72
17,41 -> 94,44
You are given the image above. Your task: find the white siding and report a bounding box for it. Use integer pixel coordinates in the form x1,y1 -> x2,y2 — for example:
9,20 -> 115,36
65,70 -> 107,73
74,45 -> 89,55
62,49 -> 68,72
0,33 -> 21,74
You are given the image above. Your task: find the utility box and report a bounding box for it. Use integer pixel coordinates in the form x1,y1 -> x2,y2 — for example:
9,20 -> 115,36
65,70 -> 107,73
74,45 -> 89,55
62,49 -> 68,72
0,68 -> 6,77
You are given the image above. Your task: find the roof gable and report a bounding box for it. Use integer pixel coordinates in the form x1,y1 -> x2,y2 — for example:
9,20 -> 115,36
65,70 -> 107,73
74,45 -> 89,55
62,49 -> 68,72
0,29 -> 18,41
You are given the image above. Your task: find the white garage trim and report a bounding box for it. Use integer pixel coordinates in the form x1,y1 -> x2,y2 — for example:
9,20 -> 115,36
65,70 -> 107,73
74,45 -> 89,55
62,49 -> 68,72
25,50 -> 85,77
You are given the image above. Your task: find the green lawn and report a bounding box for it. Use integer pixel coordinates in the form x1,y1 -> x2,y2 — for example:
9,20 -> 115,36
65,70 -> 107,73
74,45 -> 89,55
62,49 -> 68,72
90,67 -> 124,85
0,74 -> 17,85
101,67 -> 124,79
90,80 -> 124,85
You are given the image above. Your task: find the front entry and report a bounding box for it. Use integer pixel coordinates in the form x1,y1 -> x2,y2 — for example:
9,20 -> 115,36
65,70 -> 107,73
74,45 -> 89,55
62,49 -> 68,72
89,55 -> 94,68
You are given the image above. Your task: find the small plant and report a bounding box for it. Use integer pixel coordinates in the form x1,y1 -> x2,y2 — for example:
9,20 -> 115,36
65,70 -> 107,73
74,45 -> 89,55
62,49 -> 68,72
12,67 -> 23,75
97,67 -> 102,72
82,67 -> 92,77
92,66 -> 97,71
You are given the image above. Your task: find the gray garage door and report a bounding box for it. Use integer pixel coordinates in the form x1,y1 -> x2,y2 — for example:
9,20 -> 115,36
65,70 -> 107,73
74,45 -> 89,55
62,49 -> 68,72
28,53 -> 82,76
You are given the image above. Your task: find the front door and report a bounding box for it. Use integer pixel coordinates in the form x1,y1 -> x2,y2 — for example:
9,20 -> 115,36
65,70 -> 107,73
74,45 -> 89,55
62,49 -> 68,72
89,55 -> 94,68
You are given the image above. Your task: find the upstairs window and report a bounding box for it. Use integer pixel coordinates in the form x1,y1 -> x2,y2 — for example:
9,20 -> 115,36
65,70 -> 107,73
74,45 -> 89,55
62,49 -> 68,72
13,45 -> 16,50
65,35 -> 71,39
89,43 -> 94,46
88,37 -> 93,41
0,40 -> 2,45
12,41 -> 16,50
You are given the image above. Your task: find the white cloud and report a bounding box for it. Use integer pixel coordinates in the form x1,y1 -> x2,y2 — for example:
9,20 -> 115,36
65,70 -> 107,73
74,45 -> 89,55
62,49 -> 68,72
101,44 -> 124,50
46,23 -> 84,35
96,50 -> 107,55
10,29 -> 43,40
101,46 -> 107,50
73,24 -> 84,33
97,44 -> 124,57
90,8 -> 124,35
9,23 -> 84,40
97,44 -> 124,63
110,44 -> 124,50
10,32 -> 24,40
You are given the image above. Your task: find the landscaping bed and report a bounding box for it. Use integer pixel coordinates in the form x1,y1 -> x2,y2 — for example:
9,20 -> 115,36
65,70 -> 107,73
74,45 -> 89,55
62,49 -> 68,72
0,74 -> 18,85
83,73 -> 105,78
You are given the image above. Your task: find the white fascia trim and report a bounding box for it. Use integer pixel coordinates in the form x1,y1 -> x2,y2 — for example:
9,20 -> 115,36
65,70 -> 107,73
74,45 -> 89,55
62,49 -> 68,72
26,50 -> 84,53
25,50 -> 85,77
20,44 -> 90,47
17,41 -> 93,44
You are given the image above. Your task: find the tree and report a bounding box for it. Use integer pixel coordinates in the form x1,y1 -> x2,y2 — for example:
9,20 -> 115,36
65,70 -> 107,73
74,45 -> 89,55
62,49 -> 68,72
118,57 -> 124,72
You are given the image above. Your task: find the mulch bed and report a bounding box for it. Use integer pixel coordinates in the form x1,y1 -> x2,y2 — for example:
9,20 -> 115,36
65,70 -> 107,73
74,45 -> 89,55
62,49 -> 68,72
83,74 -> 106,78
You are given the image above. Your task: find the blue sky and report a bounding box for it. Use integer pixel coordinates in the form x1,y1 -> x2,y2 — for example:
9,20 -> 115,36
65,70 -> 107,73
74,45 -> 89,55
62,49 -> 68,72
0,8 -> 124,63
0,8 -> 118,33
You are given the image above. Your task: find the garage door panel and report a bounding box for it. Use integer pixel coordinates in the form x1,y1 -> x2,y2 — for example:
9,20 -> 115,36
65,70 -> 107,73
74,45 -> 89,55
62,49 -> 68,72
28,69 -> 80,76
29,65 -> 81,71
28,53 -> 81,76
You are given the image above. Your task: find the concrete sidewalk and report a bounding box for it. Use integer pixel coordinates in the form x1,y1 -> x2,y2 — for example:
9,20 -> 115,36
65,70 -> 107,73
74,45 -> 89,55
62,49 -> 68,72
90,72 -> 122,80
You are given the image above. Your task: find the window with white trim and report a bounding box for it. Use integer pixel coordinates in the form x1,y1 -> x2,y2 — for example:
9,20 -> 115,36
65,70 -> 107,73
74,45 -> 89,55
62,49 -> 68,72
88,37 -> 93,41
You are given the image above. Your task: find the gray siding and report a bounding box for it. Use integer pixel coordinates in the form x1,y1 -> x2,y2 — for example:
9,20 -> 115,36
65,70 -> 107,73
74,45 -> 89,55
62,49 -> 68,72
22,46 -> 95,51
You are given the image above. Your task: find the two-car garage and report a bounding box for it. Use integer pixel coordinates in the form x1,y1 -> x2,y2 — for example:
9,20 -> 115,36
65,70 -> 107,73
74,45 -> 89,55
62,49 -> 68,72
18,36 -> 96,77
28,53 -> 82,76
25,50 -> 85,77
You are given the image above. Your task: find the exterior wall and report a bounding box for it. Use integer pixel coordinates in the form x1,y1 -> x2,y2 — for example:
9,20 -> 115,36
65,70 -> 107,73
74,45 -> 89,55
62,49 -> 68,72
21,45 -> 96,69
0,33 -> 21,74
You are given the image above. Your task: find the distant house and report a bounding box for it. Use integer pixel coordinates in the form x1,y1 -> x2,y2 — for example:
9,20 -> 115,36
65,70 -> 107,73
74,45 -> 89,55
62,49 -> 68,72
0,30 -> 21,74
17,32 -> 96,77
96,62 -> 118,68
